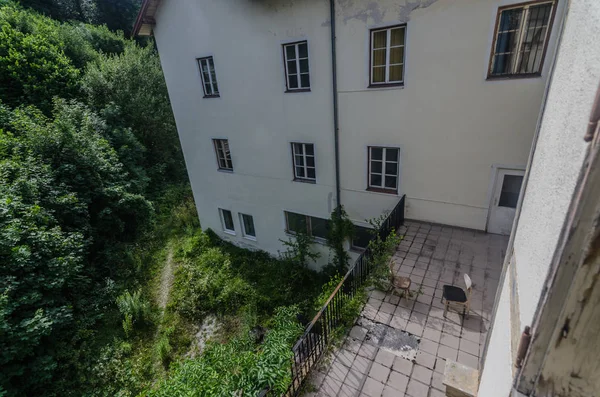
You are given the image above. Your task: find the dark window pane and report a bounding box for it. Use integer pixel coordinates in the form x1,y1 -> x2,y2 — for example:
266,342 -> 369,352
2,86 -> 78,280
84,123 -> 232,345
370,174 -> 382,187
386,149 -> 399,162
391,28 -> 405,46
298,42 -> 308,58
219,158 -> 227,169
212,82 -> 219,94
297,167 -> 305,178
390,47 -> 404,64
204,83 -> 212,95
372,49 -> 386,67
498,175 -> 523,208
305,144 -> 314,155
300,74 -> 310,88
295,155 -> 304,167
371,147 -> 383,160
289,75 -> 298,89
222,210 -> 234,230
299,59 -> 309,73
385,162 -> 397,175
352,226 -> 373,249
306,156 -> 315,167
286,212 -> 307,233
389,65 -> 403,82
286,45 -> 296,60
293,143 -> 303,155
208,57 -> 215,70
287,60 -> 297,74
372,66 -> 385,83
242,214 -> 255,237
307,168 -> 315,179
372,30 -> 387,49
385,176 -> 397,189
371,161 -> 382,173
311,217 -> 330,239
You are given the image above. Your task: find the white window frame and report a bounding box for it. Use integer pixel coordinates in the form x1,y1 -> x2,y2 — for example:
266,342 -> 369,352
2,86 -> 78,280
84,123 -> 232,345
370,25 -> 406,86
283,41 -> 310,91
488,0 -> 556,78
239,213 -> 256,240
368,146 -> 399,192
213,139 -> 233,171
219,208 -> 235,235
197,56 -> 219,97
284,211 -> 329,243
291,142 -> 316,182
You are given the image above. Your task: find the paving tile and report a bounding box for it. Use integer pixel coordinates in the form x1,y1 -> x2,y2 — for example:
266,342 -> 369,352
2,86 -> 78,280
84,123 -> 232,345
382,384 -> 405,397
375,311 -> 392,324
440,333 -> 460,349
437,345 -> 458,361
338,349 -> 357,367
375,349 -> 396,368
434,357 -> 446,374
394,306 -> 412,320
418,338 -> 438,355
380,302 -> 396,314
422,277 -> 438,288
459,338 -> 480,357
353,355 -> 372,374
345,368 -> 366,390
409,311 -> 426,325
416,293 -> 432,305
461,327 -> 481,343
350,326 -> 368,341
412,302 -> 430,315
370,290 -> 386,300
386,370 -> 409,393
329,359 -> 350,382
430,388 -> 446,397
369,362 -> 391,383
321,376 -> 343,396
423,328 -> 442,343
386,294 -> 401,305
362,377 -> 385,397
405,321 -> 424,336
368,297 -> 383,308
431,370 -> 445,391
343,338 -> 362,355
458,350 -> 479,369
411,365 -> 433,385
339,383 -> 359,397
389,315 -> 408,330
392,356 -> 414,376
442,322 -> 462,337
406,379 -> 429,397
358,342 -> 378,359
307,369 -> 327,389
415,350 -> 436,369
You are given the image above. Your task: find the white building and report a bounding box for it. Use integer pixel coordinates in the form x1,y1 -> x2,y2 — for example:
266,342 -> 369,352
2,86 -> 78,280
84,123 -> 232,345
135,0 -> 564,269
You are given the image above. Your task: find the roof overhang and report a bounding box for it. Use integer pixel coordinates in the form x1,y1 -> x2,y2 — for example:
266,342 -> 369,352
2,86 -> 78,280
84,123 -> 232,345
133,0 -> 161,36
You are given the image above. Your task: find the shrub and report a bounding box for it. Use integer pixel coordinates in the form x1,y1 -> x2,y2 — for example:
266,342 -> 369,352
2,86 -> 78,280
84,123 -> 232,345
116,289 -> 152,336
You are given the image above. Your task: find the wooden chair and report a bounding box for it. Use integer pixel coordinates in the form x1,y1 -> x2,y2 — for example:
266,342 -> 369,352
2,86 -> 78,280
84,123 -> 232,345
442,274 -> 472,319
389,261 -> 412,298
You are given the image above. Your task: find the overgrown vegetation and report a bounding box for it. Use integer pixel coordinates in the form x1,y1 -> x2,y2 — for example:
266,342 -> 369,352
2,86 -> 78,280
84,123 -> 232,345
327,205 -> 355,273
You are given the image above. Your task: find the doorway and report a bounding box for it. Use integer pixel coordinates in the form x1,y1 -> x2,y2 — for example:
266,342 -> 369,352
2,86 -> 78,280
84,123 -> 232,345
487,168 -> 525,235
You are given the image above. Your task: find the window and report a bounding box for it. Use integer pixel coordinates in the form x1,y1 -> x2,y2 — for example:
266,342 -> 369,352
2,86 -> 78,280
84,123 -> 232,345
283,41 -> 310,91
219,209 -> 235,234
498,175 -> 524,208
291,143 -> 316,182
213,139 -> 233,171
284,211 -> 330,241
368,147 -> 399,193
370,25 -> 406,86
240,213 -> 256,239
488,1 -> 556,78
352,225 -> 374,250
197,56 -> 219,97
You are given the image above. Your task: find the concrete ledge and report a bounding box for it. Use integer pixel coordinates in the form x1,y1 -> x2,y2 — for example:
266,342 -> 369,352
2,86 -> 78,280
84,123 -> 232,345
443,360 -> 479,397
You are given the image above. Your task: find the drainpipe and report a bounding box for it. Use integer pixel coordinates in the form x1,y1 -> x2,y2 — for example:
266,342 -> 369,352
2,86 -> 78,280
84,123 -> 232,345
330,0 -> 342,212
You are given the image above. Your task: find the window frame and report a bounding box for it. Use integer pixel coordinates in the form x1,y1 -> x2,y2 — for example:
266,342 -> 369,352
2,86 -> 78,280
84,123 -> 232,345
291,142 -> 316,183
197,56 -> 220,97
284,211 -> 329,243
367,146 -> 400,194
239,213 -> 256,240
351,224 -> 374,252
369,24 -> 407,88
486,0 -> 557,80
213,139 -> 233,172
219,208 -> 235,235
282,40 -> 311,92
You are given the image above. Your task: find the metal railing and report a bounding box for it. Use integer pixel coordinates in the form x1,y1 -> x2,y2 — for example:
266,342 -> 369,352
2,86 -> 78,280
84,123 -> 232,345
266,195 -> 406,396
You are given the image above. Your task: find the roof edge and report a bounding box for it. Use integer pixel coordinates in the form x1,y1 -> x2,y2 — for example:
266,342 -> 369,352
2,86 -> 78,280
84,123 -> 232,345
133,0 -> 154,36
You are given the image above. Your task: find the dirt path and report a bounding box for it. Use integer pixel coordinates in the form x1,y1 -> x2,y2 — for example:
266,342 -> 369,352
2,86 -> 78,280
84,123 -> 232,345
157,245 -> 175,311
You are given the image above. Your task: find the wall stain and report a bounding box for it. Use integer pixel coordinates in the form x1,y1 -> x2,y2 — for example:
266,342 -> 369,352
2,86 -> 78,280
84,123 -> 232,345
323,0 -> 439,26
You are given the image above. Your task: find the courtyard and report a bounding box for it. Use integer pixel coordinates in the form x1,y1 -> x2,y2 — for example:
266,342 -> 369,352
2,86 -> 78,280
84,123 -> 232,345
307,221 -> 509,397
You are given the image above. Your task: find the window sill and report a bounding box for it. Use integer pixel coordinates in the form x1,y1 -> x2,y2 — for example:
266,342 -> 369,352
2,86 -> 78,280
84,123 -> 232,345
243,236 -> 257,241
217,168 -> 234,173
367,187 -> 398,195
223,230 -> 236,236
368,82 -> 404,89
486,73 -> 541,81
285,88 -> 311,93
293,178 -> 316,184
203,94 -> 220,98
350,247 -> 367,253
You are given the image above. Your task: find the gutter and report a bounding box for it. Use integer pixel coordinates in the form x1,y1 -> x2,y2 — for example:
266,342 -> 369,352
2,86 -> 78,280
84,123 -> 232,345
329,0 -> 342,210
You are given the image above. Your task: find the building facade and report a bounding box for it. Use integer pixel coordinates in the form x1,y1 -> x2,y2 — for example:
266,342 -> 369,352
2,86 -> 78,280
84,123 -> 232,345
135,0 -> 564,268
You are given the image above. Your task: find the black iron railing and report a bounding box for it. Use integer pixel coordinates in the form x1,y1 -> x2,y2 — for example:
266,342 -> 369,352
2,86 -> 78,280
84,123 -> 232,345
261,195 -> 405,396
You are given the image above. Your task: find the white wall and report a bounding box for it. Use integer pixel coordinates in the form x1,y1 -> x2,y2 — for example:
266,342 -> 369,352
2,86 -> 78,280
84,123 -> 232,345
479,1 -> 600,395
151,0 -> 564,269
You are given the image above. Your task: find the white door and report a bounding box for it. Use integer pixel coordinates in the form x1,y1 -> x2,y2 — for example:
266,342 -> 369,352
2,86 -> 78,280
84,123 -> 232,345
488,168 -> 525,235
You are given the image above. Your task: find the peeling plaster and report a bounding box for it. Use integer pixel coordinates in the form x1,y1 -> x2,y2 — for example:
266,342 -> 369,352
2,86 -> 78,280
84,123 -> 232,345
326,0 -> 439,26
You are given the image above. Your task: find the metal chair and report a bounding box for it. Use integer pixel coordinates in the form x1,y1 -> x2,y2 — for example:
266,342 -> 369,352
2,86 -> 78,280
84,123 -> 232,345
442,274 -> 472,319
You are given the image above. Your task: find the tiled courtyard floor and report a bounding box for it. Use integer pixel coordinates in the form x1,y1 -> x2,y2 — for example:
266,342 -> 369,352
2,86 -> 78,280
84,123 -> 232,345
307,221 -> 509,397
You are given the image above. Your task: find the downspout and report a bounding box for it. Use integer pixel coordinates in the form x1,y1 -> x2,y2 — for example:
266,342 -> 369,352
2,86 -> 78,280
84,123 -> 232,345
330,0 -> 342,211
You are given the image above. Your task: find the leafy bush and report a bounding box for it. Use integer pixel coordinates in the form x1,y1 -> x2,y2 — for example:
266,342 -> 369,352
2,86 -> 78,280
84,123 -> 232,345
148,306 -> 303,396
116,289 -> 152,336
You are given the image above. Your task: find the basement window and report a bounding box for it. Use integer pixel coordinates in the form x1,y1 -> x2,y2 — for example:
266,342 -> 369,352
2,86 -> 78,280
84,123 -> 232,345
488,0 -> 556,78
219,209 -> 235,234
284,211 -> 330,242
